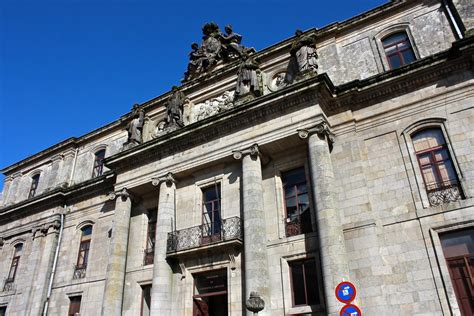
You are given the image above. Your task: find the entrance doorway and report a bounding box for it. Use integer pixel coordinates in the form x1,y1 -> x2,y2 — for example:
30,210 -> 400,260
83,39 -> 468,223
193,269 -> 228,316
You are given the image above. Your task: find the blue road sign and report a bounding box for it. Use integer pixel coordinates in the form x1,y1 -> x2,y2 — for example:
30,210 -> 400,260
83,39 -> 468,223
335,281 -> 356,304
340,304 -> 362,316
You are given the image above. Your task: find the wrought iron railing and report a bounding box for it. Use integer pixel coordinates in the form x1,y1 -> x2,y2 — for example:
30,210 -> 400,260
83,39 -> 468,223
285,216 -> 312,237
2,277 -> 15,292
167,216 -> 242,253
426,181 -> 463,206
144,248 -> 154,265
73,264 -> 87,279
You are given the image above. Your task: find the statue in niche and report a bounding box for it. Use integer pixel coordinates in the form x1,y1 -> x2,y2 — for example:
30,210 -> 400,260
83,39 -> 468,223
125,104 -> 145,147
166,86 -> 185,127
183,22 -> 255,82
286,29 -> 318,83
235,53 -> 261,100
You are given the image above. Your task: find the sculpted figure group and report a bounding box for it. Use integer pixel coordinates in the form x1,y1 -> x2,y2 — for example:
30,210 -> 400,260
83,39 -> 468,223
184,23 -> 255,81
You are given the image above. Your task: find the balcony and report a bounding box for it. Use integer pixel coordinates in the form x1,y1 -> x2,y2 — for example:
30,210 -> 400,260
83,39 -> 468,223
166,216 -> 242,257
73,264 -> 87,279
427,181 -> 463,206
144,248 -> 154,265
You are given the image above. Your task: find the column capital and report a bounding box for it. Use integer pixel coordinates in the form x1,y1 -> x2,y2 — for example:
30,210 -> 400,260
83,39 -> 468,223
297,121 -> 335,146
232,143 -> 260,160
108,187 -> 137,202
151,172 -> 177,187
32,218 -> 61,239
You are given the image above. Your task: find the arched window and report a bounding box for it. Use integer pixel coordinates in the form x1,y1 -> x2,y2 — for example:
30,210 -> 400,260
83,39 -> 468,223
412,128 -> 462,206
29,174 -> 40,198
4,243 -> 23,290
92,149 -> 106,178
74,225 -> 92,279
382,32 -> 416,69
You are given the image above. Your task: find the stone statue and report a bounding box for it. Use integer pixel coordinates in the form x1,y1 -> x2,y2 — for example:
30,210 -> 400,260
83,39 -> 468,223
219,24 -> 244,59
291,29 -> 318,72
286,29 -> 318,83
183,22 -> 254,82
166,86 -> 185,127
235,53 -> 261,99
126,104 -> 145,146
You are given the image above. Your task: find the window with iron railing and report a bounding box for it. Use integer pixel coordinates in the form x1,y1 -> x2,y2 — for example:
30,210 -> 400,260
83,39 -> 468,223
412,128 -> 463,206
74,226 -> 92,279
282,167 -> 312,237
92,149 -> 106,178
29,174 -> 40,198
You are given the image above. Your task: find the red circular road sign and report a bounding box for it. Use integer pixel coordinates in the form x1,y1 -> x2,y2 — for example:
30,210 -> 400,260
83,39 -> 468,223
340,304 -> 362,316
335,281 -> 357,304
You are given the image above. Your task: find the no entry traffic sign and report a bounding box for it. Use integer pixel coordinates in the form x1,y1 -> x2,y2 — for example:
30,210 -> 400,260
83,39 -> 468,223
340,304 -> 362,316
335,281 -> 357,304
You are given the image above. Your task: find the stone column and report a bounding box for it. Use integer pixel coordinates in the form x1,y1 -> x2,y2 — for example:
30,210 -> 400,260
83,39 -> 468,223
233,144 -> 270,316
102,188 -> 134,316
150,172 -> 176,316
28,218 -> 61,314
298,122 -> 349,315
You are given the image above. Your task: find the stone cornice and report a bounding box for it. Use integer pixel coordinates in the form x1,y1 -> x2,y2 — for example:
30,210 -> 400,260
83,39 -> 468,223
0,171 -> 115,222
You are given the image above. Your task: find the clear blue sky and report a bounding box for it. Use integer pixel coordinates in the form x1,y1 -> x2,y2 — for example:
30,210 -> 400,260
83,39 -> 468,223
0,0 -> 387,190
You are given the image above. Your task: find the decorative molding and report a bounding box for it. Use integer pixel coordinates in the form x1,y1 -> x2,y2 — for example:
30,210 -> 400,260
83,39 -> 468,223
151,172 -> 177,187
229,254 -> 236,270
32,218 -> 61,239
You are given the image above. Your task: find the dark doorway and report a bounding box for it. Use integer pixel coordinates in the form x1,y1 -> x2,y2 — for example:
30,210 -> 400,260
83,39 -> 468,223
193,269 -> 228,316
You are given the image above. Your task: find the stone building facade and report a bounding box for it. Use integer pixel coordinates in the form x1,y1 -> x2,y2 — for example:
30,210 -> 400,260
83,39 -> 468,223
0,0 -> 473,315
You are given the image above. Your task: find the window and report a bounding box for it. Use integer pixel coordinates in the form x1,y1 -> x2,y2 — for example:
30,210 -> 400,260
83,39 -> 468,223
74,226 -> 92,279
144,210 -> 157,265
282,167 -> 312,237
68,296 -> 82,316
141,284 -> 152,316
92,149 -> 106,178
289,259 -> 320,306
412,128 -> 462,206
0,306 -> 6,316
382,32 -> 416,69
29,174 -> 40,198
201,183 -> 222,243
440,229 -> 474,315
193,269 -> 228,316
4,243 -> 23,290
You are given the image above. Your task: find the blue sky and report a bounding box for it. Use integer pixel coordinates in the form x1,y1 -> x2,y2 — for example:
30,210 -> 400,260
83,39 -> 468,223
0,0 -> 387,190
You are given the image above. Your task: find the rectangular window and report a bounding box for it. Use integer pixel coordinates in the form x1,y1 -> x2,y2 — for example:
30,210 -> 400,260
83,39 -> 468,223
289,259 -> 320,306
68,296 -> 82,316
440,229 -> 474,315
201,184 -> 222,243
141,285 -> 152,316
0,306 -> 7,316
282,168 -> 312,237
7,244 -> 23,283
144,210 -> 157,265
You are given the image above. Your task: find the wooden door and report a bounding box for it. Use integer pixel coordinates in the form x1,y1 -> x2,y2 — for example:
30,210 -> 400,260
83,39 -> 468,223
193,297 -> 209,316
447,256 -> 474,315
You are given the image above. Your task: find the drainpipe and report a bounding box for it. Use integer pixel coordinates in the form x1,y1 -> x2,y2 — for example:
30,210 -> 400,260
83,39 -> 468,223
42,208 -> 65,316
443,0 -> 464,39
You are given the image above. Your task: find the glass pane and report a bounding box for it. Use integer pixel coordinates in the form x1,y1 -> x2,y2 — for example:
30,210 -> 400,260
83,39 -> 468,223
285,185 -> 296,197
14,244 -> 23,256
298,194 -> 310,214
384,46 -> 397,54
418,154 -> 431,166
142,285 -> 151,316
421,165 -> 437,186
388,55 -> 401,69
402,49 -> 416,64
282,168 -> 306,189
434,149 -> 449,162
441,229 -> 474,258
291,262 -> 306,305
437,161 -> 456,183
297,183 -> 308,194
203,184 -> 220,202
412,129 -> 445,152
383,32 -> 408,46
304,260 -> 320,305
82,226 -> 92,236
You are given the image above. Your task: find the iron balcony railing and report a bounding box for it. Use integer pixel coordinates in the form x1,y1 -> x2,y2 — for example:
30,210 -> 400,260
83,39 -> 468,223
73,263 -> 87,279
2,277 -> 15,292
426,180 -> 463,206
167,216 -> 242,253
144,248 -> 154,265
